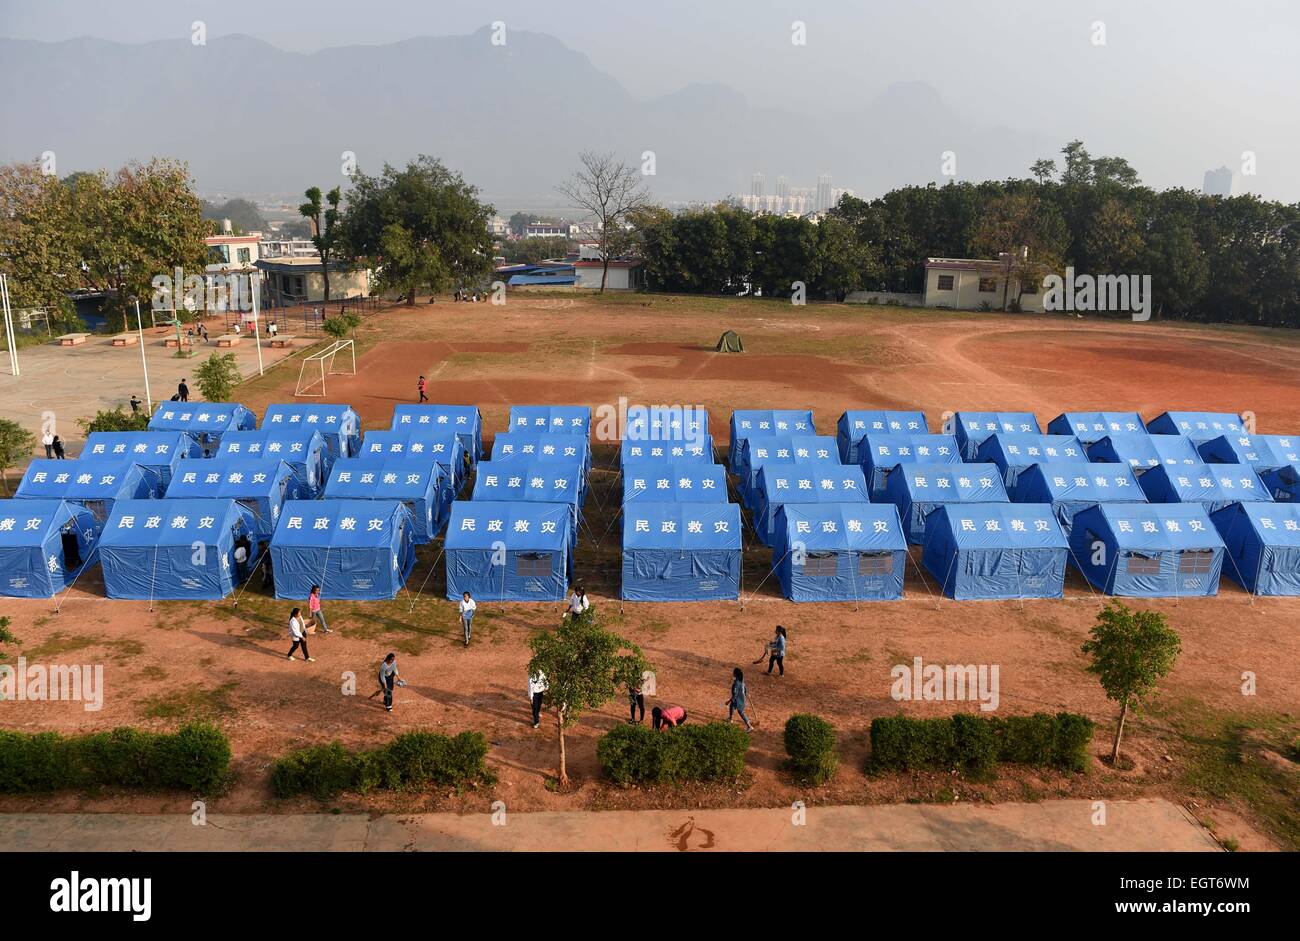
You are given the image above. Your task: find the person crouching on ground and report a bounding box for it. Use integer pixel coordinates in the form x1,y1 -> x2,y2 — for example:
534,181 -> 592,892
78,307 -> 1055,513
286,607 -> 314,662
651,704 -> 687,731
458,591 -> 476,646
726,667 -> 753,732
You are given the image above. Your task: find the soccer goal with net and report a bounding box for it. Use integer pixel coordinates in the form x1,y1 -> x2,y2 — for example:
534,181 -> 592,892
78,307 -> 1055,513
295,339 -> 356,396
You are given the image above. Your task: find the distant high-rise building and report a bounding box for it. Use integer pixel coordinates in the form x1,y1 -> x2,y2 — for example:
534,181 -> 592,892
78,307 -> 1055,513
775,175 -> 790,199
816,174 -> 832,212
1202,166 -> 1239,197
830,187 -> 856,206
751,173 -> 765,198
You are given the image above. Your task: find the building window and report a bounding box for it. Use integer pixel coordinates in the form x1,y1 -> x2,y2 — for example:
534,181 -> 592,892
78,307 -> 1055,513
936,274 -> 955,291
801,553 -> 839,577
978,277 -> 997,293
857,552 -> 893,576
1124,552 -> 1162,575
236,248 -> 251,264
516,552 -> 552,577
208,245 -> 230,265
1178,550 -> 1215,574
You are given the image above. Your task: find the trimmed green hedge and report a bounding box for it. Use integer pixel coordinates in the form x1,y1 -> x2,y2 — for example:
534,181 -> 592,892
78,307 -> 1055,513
597,722 -> 749,785
0,722 -> 230,793
270,731 -> 494,799
784,714 -> 839,785
869,712 -> 1094,775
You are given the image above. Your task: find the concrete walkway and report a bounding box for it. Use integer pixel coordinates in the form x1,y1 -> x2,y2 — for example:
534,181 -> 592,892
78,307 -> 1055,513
1,799 -> 1220,852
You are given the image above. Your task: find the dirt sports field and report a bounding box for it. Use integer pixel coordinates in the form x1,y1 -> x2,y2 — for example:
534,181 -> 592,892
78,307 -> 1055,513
3,293 -> 1298,850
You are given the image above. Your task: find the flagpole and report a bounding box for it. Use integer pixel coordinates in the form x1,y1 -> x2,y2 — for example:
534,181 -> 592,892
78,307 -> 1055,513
251,271 -> 264,376
134,299 -> 153,412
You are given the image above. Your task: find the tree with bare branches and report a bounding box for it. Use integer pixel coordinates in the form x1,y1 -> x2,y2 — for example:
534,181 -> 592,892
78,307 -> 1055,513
557,151 -> 650,292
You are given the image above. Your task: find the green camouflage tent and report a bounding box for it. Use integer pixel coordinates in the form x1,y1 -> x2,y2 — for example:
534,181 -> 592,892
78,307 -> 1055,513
715,330 -> 744,352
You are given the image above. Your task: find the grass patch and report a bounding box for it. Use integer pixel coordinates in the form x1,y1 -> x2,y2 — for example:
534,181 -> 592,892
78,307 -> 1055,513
837,647 -> 873,666
134,665 -> 167,681
22,632 -> 97,659
140,682 -> 239,721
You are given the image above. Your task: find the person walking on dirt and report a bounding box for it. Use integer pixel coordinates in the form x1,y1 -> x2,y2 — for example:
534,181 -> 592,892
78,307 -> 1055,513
417,375 -> 428,403
129,394 -> 142,415
755,625 -> 787,677
565,585 -> 590,620
51,436 -> 66,460
652,704 -> 688,731
308,584 -> 331,634
528,669 -> 547,728
628,678 -> 645,723
178,378 -> 190,402
286,607 -> 314,662
42,431 -> 54,459
370,653 -> 406,712
458,590 -> 476,646
726,667 -> 753,732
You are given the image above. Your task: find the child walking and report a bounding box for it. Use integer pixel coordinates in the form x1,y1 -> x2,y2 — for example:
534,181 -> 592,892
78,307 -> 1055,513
726,667 -> 753,731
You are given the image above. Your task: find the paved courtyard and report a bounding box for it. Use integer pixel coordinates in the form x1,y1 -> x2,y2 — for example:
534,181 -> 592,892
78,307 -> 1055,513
0,800 -> 1221,852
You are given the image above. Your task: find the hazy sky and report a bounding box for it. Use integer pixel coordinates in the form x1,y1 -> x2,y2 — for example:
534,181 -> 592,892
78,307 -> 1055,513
3,0 -> 1298,200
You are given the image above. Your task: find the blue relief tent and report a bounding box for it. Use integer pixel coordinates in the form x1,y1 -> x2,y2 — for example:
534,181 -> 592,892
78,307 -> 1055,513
262,403 -> 362,465
621,502 -> 741,602
752,462 -> 870,546
624,405 -> 709,443
491,431 -> 592,491
164,458 -> 303,542
922,503 -> 1069,600
80,431 -> 198,487
16,459 -> 157,529
974,433 -> 1087,489
1260,463 -> 1300,502
857,433 -> 961,498
147,402 -> 257,453
882,463 -> 1009,545
444,501 -> 572,601
1070,503 -> 1225,597
471,458 -> 584,544
736,434 -> 839,507
323,457 -> 447,544
1147,411 -> 1247,443
771,503 -> 907,603
99,498 -> 256,600
1046,411 -> 1145,444
619,436 -> 715,467
1011,462 -> 1146,534
836,410 -> 928,464
1211,501 -> 1300,596
622,462 -> 728,505
1138,462 -> 1273,514
391,404 -> 483,464
0,499 -> 97,598
270,499 -> 416,601
1198,433 -> 1300,475
359,429 -> 469,494
728,409 -> 816,472
1086,432 -> 1201,474
215,429 -> 329,497
951,411 -> 1041,460
506,405 -> 592,437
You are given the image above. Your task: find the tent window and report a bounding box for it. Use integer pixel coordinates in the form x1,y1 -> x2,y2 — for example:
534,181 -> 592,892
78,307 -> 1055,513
516,552 -> 552,577
858,552 -> 893,576
1124,552 -> 1161,575
802,553 -> 839,577
1178,550 -> 1214,574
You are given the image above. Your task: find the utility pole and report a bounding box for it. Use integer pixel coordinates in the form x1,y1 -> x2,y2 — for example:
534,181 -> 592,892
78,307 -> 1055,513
0,274 -> 20,376
134,299 -> 153,412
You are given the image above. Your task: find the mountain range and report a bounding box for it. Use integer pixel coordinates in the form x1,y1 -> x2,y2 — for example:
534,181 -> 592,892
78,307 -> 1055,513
0,27 -> 1054,207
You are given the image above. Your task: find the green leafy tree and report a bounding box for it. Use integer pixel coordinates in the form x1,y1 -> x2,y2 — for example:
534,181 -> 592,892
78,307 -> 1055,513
322,312 -> 361,339
0,161 -> 85,327
193,352 -> 242,403
341,156 -> 495,305
0,418 -> 36,493
498,236 -> 570,265
1081,600 -> 1181,765
972,192 -> 1067,309
0,615 -> 17,646
298,186 -> 343,301
78,407 -> 151,435
812,213 -> 877,300
527,612 -> 648,787
1029,159 -> 1057,183
202,198 -> 268,235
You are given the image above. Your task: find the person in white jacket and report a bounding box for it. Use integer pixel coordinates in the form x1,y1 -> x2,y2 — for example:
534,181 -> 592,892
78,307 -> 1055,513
528,670 -> 548,729
286,607 -> 314,662
458,591 -> 476,646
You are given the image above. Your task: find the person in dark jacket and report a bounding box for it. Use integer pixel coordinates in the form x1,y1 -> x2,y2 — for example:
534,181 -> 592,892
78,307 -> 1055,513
51,436 -> 66,459
177,378 -> 190,402
726,667 -> 753,731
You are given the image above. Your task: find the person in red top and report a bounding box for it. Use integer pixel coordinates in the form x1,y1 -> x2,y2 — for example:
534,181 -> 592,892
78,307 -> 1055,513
652,704 -> 688,731
417,375 -> 428,403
